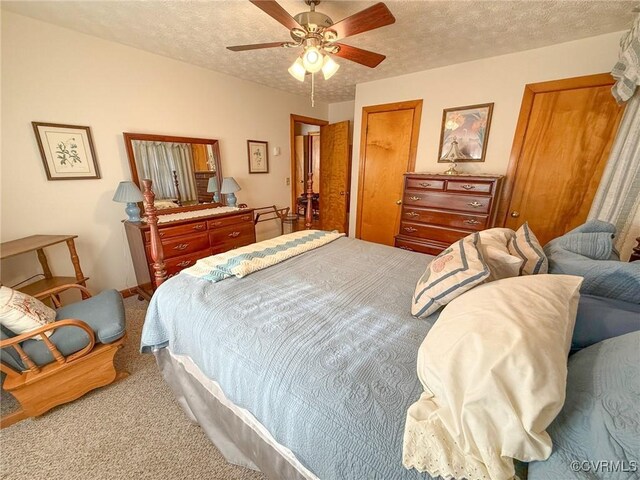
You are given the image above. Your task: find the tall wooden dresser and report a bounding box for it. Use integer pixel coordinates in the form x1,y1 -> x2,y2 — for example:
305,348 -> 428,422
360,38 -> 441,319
395,173 -> 504,255
125,208 -> 255,298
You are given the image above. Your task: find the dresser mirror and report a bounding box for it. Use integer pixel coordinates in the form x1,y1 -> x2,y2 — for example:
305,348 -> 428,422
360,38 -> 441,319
123,132 -> 224,213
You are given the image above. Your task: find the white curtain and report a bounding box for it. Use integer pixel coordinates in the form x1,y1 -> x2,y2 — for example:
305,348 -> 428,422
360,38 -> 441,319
132,140 -> 197,202
588,17 -> 640,259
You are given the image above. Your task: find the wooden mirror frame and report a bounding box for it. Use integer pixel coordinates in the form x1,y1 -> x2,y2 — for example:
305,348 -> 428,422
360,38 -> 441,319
123,132 -> 224,215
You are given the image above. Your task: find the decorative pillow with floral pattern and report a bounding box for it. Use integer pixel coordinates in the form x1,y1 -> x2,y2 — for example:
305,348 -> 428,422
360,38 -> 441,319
0,286 -> 56,339
411,233 -> 490,318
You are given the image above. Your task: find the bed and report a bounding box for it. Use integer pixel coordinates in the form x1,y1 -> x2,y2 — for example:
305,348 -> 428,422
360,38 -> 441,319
138,180 -> 639,480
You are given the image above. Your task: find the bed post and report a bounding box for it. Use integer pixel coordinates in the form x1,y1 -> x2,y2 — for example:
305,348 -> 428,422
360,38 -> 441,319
305,172 -> 314,230
630,237 -> 640,262
142,179 -> 167,288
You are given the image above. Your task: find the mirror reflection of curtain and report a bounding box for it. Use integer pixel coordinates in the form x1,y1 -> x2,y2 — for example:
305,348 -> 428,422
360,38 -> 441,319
132,140 -> 197,201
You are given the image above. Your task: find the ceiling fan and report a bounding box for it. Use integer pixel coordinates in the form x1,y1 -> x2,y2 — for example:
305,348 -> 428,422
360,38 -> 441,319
227,0 -> 396,82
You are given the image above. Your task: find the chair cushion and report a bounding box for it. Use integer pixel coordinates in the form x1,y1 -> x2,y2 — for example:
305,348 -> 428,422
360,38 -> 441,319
21,290 -> 126,368
0,325 -> 25,372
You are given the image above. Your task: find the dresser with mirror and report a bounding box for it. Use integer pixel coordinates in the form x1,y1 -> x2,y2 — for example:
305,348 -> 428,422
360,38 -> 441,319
122,132 -> 255,299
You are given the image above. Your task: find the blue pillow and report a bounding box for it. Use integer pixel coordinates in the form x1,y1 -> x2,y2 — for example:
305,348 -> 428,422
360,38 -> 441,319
572,294 -> 640,352
528,331 -> 640,480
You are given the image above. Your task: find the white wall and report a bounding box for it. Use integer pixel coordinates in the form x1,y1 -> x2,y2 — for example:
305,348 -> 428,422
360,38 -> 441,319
328,100 -> 355,144
349,31 -> 624,238
1,12 -> 327,292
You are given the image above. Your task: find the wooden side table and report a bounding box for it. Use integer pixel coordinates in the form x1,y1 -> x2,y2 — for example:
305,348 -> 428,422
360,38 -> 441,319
0,235 -> 89,298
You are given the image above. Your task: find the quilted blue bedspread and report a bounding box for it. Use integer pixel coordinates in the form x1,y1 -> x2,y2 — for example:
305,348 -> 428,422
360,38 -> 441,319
141,237 -> 439,480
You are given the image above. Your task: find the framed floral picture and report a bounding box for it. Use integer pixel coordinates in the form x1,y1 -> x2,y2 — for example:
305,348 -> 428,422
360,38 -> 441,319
437,103 -> 494,163
247,140 -> 269,174
32,122 -> 101,180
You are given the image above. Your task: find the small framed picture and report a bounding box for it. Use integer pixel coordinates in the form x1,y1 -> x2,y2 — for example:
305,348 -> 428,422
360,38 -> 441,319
437,103 -> 494,163
247,140 -> 269,174
32,122 -> 101,180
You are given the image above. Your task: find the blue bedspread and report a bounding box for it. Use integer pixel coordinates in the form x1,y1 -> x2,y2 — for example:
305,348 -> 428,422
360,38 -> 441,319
141,237 -> 438,480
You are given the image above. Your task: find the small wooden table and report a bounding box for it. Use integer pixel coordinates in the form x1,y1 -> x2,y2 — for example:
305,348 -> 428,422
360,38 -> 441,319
0,235 -> 89,298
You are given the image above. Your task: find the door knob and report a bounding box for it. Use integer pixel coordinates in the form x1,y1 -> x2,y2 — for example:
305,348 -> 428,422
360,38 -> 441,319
396,200 -> 402,205
339,191 -> 345,196
511,211 -> 520,218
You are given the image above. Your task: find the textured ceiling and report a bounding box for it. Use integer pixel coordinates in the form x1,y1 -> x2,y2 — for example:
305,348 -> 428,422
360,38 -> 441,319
2,0 -> 635,103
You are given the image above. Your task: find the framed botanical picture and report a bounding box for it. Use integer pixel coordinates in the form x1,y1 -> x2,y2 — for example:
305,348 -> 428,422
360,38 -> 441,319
247,140 -> 269,174
437,103 -> 494,163
32,122 -> 101,180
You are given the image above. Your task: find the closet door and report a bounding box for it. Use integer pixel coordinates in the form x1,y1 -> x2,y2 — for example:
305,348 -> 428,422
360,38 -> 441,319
356,100 -> 423,246
320,121 -> 350,233
500,73 -> 624,245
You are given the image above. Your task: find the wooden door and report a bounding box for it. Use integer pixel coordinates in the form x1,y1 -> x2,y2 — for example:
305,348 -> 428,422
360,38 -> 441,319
320,121 -> 350,232
356,100 -> 423,245
500,73 -> 624,245
294,136 -> 305,200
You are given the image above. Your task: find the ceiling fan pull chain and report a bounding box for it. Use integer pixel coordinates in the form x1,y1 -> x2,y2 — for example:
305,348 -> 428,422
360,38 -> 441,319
311,72 -> 315,107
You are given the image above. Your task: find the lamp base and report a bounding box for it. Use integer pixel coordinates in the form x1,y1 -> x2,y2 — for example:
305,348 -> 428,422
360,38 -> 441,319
443,163 -> 460,175
213,192 -> 220,203
125,202 -> 142,222
226,193 -> 237,208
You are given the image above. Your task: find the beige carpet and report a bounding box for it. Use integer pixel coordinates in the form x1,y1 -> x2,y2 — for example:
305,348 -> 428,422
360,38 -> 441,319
0,297 -> 266,480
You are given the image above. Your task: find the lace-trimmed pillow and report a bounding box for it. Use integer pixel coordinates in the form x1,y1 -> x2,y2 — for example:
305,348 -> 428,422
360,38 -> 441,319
411,233 -> 490,319
0,286 -> 55,339
508,222 -> 548,275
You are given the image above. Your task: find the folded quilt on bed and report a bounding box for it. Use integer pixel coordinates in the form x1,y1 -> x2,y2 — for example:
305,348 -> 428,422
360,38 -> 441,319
182,230 -> 344,282
544,221 -> 640,303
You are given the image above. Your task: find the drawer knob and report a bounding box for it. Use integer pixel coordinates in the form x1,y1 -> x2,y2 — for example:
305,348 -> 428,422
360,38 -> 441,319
176,260 -> 192,267
241,215 -> 251,221
399,246 -> 414,251
228,231 -> 241,238
406,211 -> 419,218
212,221 -> 223,227
159,232 -> 165,237
193,224 -> 204,230
419,182 -> 431,187
462,184 -> 475,190
173,243 -> 189,251
463,219 -> 481,225
403,226 -> 418,233
409,196 -> 421,201
467,201 -> 483,208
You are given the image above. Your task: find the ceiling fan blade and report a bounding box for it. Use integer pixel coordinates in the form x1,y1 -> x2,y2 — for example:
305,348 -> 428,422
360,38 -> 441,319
249,0 -> 301,31
333,43 -> 386,68
328,3 -> 395,40
227,41 -> 289,52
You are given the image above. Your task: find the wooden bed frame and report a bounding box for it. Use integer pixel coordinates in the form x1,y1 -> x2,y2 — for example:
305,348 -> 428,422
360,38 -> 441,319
140,176 -> 640,290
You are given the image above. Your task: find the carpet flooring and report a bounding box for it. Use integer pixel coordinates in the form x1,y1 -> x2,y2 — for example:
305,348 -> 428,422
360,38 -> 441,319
0,297 -> 267,480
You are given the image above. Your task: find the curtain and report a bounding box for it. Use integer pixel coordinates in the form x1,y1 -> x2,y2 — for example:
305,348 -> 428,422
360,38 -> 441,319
132,140 -> 197,201
588,17 -> 640,259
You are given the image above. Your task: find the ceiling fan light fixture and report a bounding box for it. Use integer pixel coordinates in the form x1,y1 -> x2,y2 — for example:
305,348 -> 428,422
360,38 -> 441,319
323,30 -> 338,42
302,46 -> 323,73
288,57 -> 306,82
321,55 -> 340,80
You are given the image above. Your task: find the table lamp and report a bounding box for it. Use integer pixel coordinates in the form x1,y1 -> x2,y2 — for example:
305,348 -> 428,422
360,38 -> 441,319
220,177 -> 241,208
207,177 -> 220,203
113,181 -> 144,222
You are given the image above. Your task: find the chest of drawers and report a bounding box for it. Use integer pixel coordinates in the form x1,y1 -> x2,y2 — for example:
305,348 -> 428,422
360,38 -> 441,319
125,209 -> 255,298
395,174 -> 503,255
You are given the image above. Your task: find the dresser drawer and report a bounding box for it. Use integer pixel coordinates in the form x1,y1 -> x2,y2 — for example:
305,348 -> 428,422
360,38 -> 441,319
402,207 -> 488,231
403,190 -> 491,214
395,237 -> 448,256
148,232 -> 210,259
209,222 -> 255,245
207,212 -> 254,230
399,222 -> 470,245
154,251 -> 207,277
145,221 -> 207,242
406,178 -> 445,191
445,180 -> 493,194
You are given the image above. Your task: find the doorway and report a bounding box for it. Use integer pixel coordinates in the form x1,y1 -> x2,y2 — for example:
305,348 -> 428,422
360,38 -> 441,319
290,114 -> 351,232
355,100 -> 423,246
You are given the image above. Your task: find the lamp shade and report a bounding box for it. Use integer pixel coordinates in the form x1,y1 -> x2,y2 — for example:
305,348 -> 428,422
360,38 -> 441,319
112,181 -> 143,203
220,177 -> 241,194
207,177 -> 219,192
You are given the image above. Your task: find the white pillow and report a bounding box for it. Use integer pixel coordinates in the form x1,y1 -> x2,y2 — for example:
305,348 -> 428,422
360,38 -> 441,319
403,274 -> 582,480
411,233 -> 490,318
0,286 -> 56,339
478,228 -> 523,281
508,222 -> 548,275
